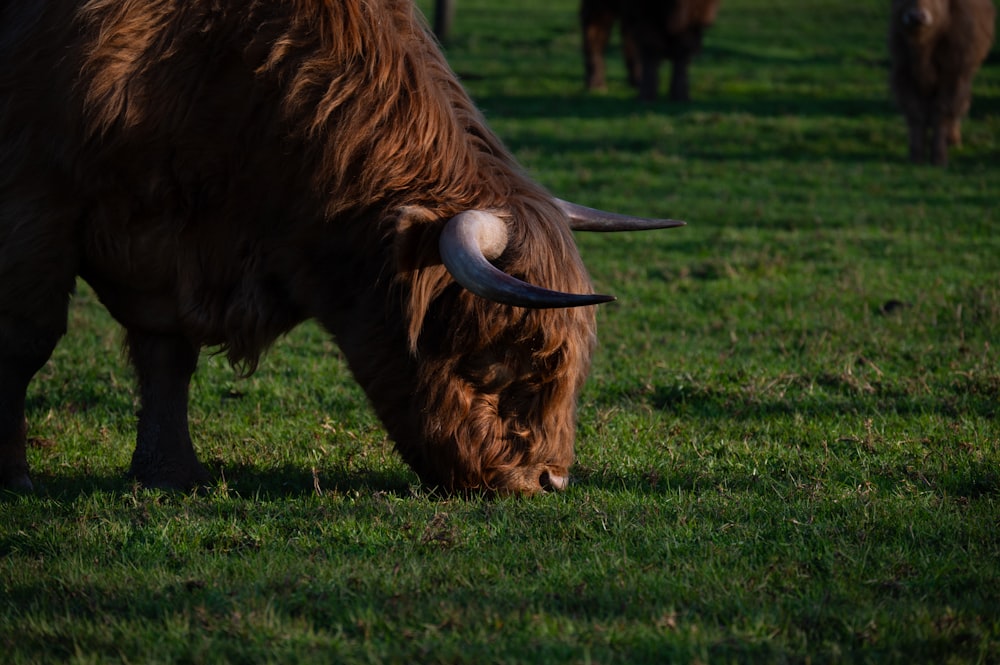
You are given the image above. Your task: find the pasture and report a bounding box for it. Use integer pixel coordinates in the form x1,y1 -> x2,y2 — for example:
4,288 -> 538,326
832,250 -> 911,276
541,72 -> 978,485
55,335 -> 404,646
2,0 -> 998,662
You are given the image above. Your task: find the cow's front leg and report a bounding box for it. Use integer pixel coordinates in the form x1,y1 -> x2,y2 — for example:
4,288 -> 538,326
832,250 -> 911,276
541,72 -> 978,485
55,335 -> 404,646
0,291 -> 70,491
0,329 -> 58,490
126,330 -> 210,489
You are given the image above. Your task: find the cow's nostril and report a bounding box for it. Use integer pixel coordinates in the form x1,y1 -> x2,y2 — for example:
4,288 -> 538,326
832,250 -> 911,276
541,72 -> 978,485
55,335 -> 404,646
540,470 -> 568,492
903,8 -> 932,26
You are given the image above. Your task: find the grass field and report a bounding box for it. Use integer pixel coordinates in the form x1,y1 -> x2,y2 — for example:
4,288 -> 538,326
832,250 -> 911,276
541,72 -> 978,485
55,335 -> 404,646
2,0 -> 999,662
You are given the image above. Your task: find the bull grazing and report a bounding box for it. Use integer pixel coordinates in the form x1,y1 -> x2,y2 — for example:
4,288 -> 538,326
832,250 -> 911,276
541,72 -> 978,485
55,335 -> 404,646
582,0 -> 721,101
889,0 -> 996,165
0,0 -> 682,495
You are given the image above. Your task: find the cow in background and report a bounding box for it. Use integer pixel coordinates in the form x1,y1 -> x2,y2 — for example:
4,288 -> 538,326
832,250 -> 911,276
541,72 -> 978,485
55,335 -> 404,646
582,0 -> 722,101
889,0 -> 996,165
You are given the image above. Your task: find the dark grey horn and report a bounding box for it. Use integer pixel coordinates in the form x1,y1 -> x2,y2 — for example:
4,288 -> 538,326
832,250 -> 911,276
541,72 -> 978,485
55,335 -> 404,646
439,210 -> 615,308
556,199 -> 686,231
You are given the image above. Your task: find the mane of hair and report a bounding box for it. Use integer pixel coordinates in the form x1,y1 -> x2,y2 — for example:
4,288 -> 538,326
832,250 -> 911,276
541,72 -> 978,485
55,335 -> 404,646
71,0 -> 565,368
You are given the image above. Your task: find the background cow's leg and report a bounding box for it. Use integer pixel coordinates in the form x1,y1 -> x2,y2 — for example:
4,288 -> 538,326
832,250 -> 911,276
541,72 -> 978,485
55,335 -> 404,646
0,323 -> 63,490
925,99 -> 951,167
638,53 -> 662,101
582,1 -> 615,91
945,118 -> 962,148
905,106 -> 928,163
943,77 -> 973,152
930,114 -> 950,167
622,25 -> 641,88
126,330 -> 210,489
668,54 -> 692,102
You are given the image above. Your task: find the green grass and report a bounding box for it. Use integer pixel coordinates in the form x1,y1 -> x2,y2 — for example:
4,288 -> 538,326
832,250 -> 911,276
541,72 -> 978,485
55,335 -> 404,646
3,0 -> 999,662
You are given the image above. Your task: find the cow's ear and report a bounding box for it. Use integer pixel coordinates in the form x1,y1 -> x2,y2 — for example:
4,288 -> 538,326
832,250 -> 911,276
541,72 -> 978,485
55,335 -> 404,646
392,206 -> 452,352
393,206 -> 443,273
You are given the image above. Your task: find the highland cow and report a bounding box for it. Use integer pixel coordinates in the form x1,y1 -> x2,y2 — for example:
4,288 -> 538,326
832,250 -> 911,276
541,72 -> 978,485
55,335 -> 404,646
889,0 -> 996,165
0,0 -> 682,495
582,0 -> 721,101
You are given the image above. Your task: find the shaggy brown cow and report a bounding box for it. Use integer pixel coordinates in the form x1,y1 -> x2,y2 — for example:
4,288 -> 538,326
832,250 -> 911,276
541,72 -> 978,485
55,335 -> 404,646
889,0 -> 996,165
0,0 -> 682,495
582,0 -> 721,101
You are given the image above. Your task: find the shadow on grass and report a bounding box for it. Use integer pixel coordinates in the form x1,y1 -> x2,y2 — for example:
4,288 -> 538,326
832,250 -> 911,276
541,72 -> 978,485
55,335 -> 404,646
469,89 -> 1000,166
0,573 -> 839,663
476,92 -> 895,122
594,378 -> 1000,422
2,525 -> 996,665
219,462 -> 417,499
2,463 -> 418,504
569,452 -> 1000,501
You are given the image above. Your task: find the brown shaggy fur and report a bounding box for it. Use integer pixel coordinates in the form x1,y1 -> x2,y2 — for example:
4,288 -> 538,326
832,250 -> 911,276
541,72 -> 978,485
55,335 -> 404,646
581,0 -> 721,101
0,0 -> 599,494
889,0 -> 996,165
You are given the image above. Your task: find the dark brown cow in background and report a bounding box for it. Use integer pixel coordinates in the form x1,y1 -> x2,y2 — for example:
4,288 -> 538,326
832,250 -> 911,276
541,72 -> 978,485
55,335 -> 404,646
433,0 -> 455,44
0,0 -> 682,495
582,0 -> 722,101
889,0 -> 996,165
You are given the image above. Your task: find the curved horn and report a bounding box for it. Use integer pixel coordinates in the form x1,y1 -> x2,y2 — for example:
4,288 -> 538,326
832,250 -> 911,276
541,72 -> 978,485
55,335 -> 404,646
439,210 -> 615,308
556,199 -> 686,231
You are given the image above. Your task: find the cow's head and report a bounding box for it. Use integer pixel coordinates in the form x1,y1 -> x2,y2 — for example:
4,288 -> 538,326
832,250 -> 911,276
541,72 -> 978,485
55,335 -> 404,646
229,0 -> 685,495
893,0 -> 947,34
338,198 -> 683,495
